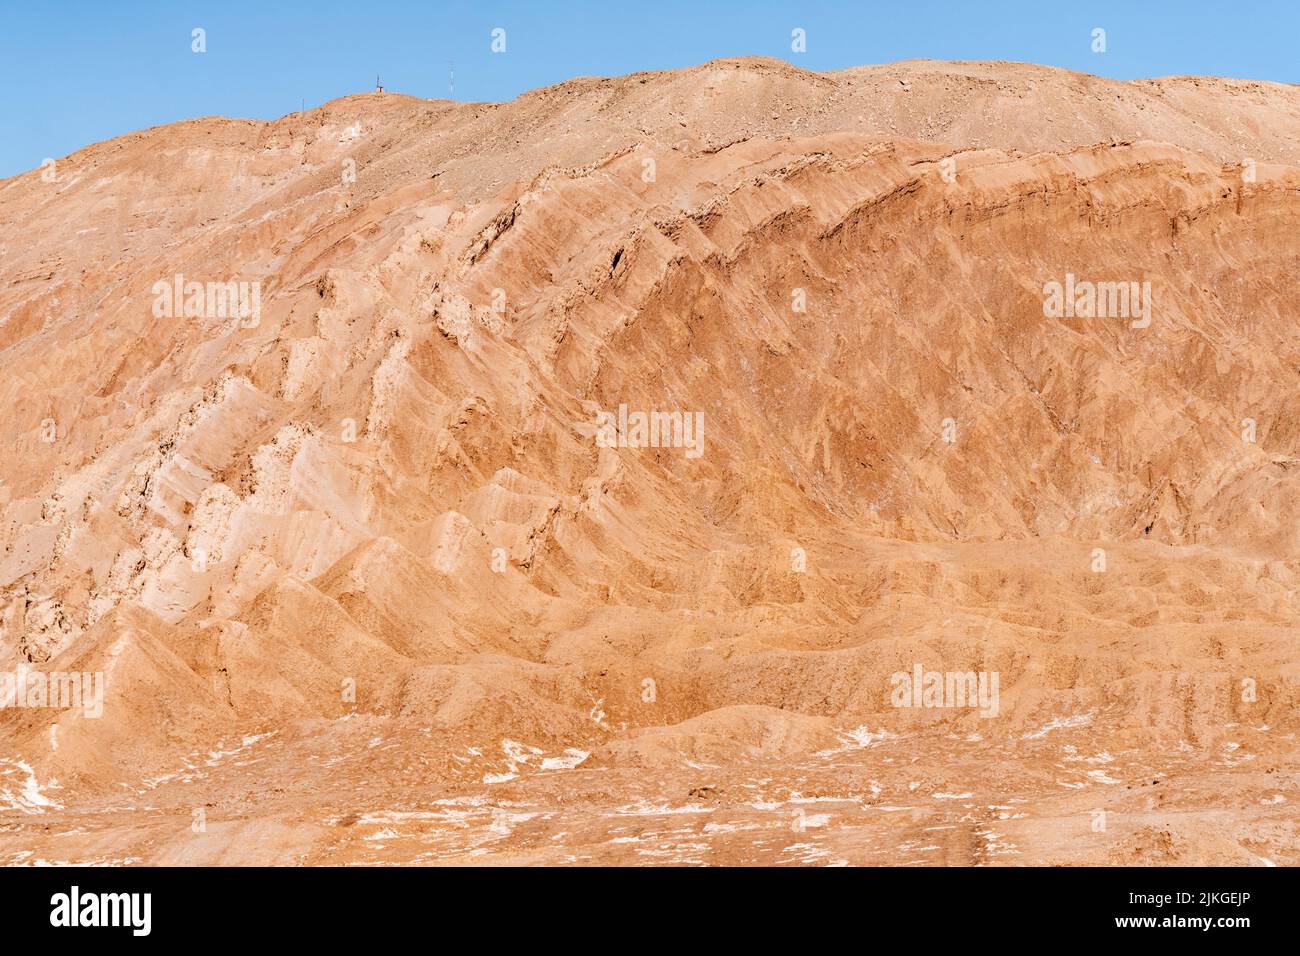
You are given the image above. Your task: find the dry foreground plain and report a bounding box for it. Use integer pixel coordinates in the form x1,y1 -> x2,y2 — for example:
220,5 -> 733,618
0,57 -> 1298,867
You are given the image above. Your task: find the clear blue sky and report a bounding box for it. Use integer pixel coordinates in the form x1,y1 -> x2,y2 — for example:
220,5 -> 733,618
1,0 -> 1296,178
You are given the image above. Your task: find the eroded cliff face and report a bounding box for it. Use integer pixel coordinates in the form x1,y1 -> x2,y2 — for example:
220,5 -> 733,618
0,58 -> 1297,865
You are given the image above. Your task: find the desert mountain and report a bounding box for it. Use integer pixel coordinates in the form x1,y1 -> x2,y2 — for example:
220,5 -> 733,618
0,58 -> 1297,865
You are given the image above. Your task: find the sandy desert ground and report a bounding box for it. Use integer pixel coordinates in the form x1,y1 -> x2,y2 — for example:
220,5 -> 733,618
0,57 -> 1297,865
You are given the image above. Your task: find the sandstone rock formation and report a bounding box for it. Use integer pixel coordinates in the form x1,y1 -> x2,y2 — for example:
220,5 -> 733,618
0,58 -> 1297,865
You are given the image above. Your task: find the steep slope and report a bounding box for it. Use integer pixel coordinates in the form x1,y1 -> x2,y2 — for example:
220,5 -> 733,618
0,58 -> 1297,865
